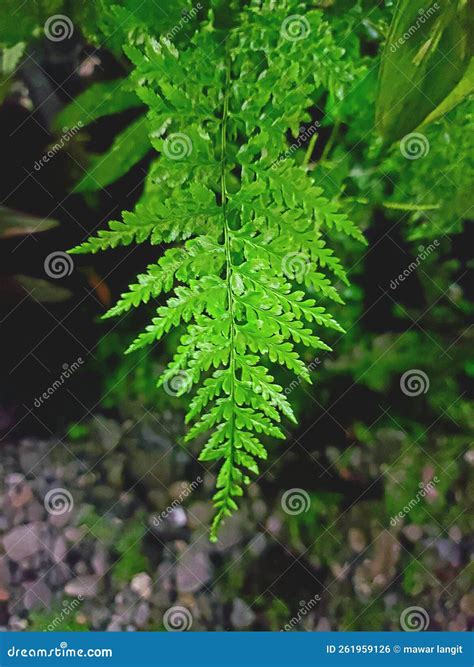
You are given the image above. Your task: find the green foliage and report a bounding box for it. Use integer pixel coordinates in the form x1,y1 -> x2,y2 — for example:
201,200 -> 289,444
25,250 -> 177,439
112,518 -> 150,583
71,1 -> 365,539
28,604 -> 88,632
74,114 -> 151,192
376,0 -> 472,142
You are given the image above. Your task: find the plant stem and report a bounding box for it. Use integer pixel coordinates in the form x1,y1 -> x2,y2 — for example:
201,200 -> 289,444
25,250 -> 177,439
212,57 -> 235,540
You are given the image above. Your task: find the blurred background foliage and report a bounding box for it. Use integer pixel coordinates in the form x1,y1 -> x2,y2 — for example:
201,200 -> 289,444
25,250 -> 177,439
0,0 -> 472,631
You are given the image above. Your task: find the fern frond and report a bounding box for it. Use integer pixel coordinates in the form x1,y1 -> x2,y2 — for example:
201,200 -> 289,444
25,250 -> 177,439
71,0 -> 365,541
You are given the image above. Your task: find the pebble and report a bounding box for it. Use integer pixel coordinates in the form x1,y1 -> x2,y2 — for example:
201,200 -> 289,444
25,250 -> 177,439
23,580 -> 52,610
130,573 -> 152,600
176,549 -> 213,593
3,523 -> 45,562
65,575 -> 100,599
231,598 -> 255,629
135,601 -> 150,628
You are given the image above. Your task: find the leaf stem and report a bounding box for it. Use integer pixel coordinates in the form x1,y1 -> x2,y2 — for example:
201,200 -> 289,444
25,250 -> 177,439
212,57 -> 235,540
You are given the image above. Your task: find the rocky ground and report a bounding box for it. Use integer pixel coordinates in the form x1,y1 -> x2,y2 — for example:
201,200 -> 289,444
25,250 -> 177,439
1,413 -> 472,632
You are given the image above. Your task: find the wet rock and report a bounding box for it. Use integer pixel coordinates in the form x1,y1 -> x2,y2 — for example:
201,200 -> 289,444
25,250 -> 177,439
89,606 -> 110,630
460,593 -> 474,616
6,474 -> 33,508
9,615 -> 28,631
135,601 -> 150,628
169,507 -> 187,528
113,589 -> 136,625
249,532 -> 267,557
91,546 -> 108,576
107,615 -> 123,632
435,539 -> 461,567
251,499 -> 267,521
348,528 -> 366,553
64,527 -> 85,543
0,559 -> 10,587
48,563 -> 71,588
155,563 -> 173,595
214,513 -> 245,551
49,510 -> 73,530
403,524 -> 423,542
3,523 -> 45,562
231,599 -> 255,629
23,580 -> 52,610
26,500 -> 44,523
130,573 -> 152,600
104,454 -> 125,488
187,502 -> 213,530
0,587 -> 10,625
316,617 -> 331,631
53,536 -> 67,563
176,548 -> 212,593
65,575 -> 100,599
18,439 -> 47,476
91,416 -> 122,452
